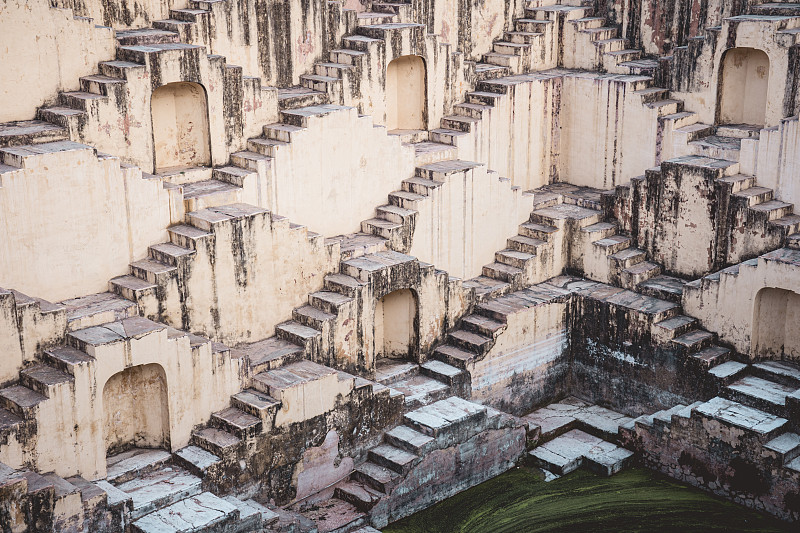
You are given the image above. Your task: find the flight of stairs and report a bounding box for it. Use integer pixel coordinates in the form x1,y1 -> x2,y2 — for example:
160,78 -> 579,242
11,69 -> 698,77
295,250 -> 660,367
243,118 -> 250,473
301,395 -> 520,531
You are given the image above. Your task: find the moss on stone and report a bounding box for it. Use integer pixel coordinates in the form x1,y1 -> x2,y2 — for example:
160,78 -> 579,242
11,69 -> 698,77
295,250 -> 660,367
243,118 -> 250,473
383,467 -> 793,532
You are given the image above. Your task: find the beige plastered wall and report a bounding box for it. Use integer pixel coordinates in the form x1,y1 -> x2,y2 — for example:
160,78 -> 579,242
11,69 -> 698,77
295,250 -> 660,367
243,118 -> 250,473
683,250 -> 800,358
0,143 -> 172,302
0,1 -> 116,123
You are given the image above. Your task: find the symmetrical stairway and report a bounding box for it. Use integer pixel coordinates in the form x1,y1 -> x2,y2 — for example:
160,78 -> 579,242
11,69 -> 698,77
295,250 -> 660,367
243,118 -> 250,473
299,395 -> 523,531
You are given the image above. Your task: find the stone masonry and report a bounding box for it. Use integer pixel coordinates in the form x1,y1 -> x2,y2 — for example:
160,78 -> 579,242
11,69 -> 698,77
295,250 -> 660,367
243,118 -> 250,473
1,0 -> 800,531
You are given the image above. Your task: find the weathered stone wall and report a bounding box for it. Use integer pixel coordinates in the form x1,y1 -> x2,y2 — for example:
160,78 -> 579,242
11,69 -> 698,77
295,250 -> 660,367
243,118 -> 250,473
683,248 -> 800,359
205,383 -> 404,505
593,0 -> 752,55
406,164 -> 535,280
621,403 -> 800,522
669,15 -> 797,129
0,1 -> 116,123
570,288 -> 701,415
0,318 -> 245,481
756,116 -> 800,208
467,289 -> 571,415
135,204 -> 340,347
0,143 -> 172,302
259,107 -> 417,237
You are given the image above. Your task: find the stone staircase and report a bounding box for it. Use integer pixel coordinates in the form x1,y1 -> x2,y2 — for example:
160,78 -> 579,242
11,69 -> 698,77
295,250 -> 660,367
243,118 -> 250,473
606,155 -> 800,276
523,397 -> 635,477
1,418 -> 276,533
0,7 -> 274,214
300,395 -> 523,531
0,315 -> 243,478
620,390 -> 800,520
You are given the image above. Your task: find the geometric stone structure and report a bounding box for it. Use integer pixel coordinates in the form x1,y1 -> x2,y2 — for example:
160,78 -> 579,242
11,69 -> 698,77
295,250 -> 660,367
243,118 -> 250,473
1,0 -> 800,530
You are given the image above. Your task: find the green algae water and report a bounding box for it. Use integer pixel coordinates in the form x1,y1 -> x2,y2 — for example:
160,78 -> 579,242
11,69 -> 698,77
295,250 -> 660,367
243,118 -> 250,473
382,468 -> 793,533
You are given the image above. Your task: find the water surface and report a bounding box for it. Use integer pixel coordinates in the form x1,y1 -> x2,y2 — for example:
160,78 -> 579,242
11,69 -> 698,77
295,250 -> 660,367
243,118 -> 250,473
383,467 -> 793,532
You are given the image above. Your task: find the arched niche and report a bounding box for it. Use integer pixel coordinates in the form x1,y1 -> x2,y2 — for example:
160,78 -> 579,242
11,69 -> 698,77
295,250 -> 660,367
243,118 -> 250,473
103,363 -> 170,456
374,288 -> 419,360
717,47 -> 770,127
386,55 -> 427,131
151,81 -> 211,172
752,287 -> 800,361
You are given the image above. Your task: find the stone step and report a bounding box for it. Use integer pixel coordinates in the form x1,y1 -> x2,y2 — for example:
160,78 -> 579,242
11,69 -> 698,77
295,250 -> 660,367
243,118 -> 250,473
429,127 -> 469,145
106,449 -> 173,485
519,222 -> 560,241
223,496 -> 279,530
454,102 -> 493,119
749,199 -> 793,222
230,388 -> 281,423
460,314 -> 506,337
496,249 -> 535,269
66,474 -> 111,514
403,396 -> 487,439
116,28 -> 180,46
309,291 -> 354,315
324,273 -> 368,297
384,425 -> 436,455
0,408 -> 24,438
482,261 -> 524,284
148,242 -> 195,266
368,444 -> 419,474
375,360 -> 419,386
275,320 -> 321,351
751,360 -> 800,388
334,481 -> 382,512
689,345 -> 731,370
115,466 -> 202,520
411,141 -> 457,165
637,275 -> 686,303
168,224 -> 212,250
653,315 -> 698,340
462,276 -> 512,301
129,258 -> 176,284
19,364 -> 73,398
529,429 -> 633,476
250,360 -> 338,402
352,461 -> 399,493
303,496 -> 366,533
708,360 -> 748,386
725,375 -> 796,416
652,404 -> 689,430
447,329 -> 493,356
530,204 -> 602,228
242,336 -> 305,374
191,428 -> 241,459
340,250 -> 417,283
717,173 -> 756,193
391,374 -> 450,410
733,186 -> 774,207
130,491 -> 240,533
293,305 -> 336,331
440,114 -> 481,133
172,446 -> 221,478
483,52 -> 521,69
621,260 -> 662,287
0,385 -> 47,420
0,120 -> 68,148
593,234 -> 631,255
609,247 -> 646,270
432,344 -> 477,369
507,234 -> 548,255
764,432 -> 800,465
672,329 -> 715,353
210,407 -> 262,438
693,396 -> 787,441
59,292 -> 138,331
